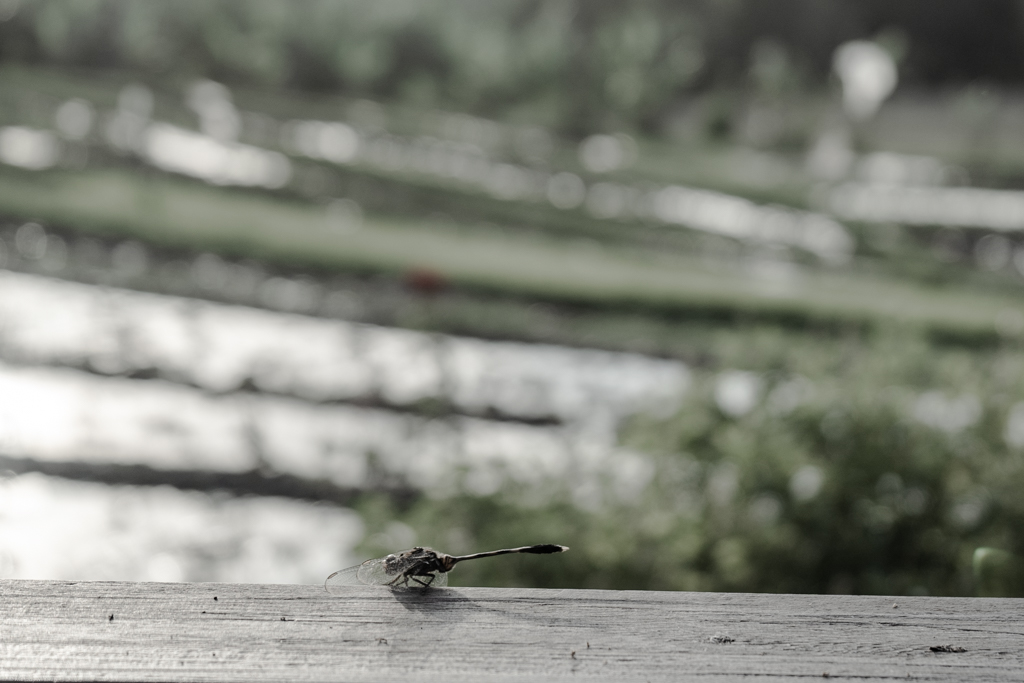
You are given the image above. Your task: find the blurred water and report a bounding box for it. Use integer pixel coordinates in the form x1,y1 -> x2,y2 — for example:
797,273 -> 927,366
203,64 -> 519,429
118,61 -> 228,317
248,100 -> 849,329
0,473 -> 362,584
0,361 -> 631,497
0,270 -> 689,422
0,269 -> 690,581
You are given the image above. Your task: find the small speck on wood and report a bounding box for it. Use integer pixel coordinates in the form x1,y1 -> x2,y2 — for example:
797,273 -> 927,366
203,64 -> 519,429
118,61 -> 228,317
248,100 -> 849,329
930,645 -> 966,653
377,638 -> 388,645
709,634 -> 734,644
586,642 -> 590,649
570,651 -> 576,659
213,596 -> 218,601
108,614 -> 113,622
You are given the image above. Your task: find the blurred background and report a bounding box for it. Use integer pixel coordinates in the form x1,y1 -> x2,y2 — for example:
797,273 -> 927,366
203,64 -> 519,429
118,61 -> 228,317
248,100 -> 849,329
1,0 -> 1023,597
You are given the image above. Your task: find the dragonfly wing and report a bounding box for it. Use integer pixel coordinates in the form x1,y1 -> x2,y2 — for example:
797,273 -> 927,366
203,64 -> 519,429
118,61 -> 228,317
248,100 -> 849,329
356,558 -> 400,585
354,559 -> 450,587
325,565 -> 368,594
326,555 -> 450,593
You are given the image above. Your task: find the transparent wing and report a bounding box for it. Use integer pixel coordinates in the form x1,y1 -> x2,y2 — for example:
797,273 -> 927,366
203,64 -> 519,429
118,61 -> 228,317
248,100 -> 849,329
325,558 -> 449,594
325,563 -> 371,594
356,558 -> 398,585
355,558 -> 449,587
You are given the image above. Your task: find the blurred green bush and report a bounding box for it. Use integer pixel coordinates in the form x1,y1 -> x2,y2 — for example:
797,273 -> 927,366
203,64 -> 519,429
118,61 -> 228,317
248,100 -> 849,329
4,0 -> 1024,134
356,323 -> 1024,597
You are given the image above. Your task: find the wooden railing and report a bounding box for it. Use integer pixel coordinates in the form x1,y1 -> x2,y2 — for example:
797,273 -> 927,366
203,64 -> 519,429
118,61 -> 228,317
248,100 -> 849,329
2,580 -> 1021,681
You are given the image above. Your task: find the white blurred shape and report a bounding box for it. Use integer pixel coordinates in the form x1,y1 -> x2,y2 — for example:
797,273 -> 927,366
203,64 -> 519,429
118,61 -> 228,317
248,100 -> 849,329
547,172 -> 586,209
0,270 -> 691,508
611,451 -> 656,503
317,123 -> 360,163
654,184 -> 853,263
445,337 -> 689,422
0,474 -> 363,583
767,376 -> 814,414
105,84 -> 153,152
827,183 -> 1024,232
857,151 -> 948,186
833,41 -> 898,121
461,419 -> 569,485
1004,402 -> 1024,448
145,553 -> 185,583
371,521 -> 417,551
362,326 -> 444,404
186,79 -> 240,142
0,365 -> 255,471
579,134 -> 635,173
789,465 -> 825,502
0,271 -> 690,424
714,371 -> 763,417
0,126 -> 59,169
143,123 -> 291,189
950,495 -> 987,530
913,391 -> 981,434
55,99 -> 95,140
287,120 -> 360,163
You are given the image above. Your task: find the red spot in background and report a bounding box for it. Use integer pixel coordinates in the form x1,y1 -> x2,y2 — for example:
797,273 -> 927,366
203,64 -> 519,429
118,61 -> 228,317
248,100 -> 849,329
405,267 -> 447,294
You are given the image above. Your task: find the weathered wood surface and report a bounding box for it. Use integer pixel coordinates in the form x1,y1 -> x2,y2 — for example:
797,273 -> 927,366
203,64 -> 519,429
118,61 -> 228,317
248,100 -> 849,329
1,580 -> 1022,682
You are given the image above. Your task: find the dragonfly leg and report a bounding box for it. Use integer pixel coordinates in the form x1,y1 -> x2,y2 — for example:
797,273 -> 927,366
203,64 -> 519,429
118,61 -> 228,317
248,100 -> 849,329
410,573 -> 434,588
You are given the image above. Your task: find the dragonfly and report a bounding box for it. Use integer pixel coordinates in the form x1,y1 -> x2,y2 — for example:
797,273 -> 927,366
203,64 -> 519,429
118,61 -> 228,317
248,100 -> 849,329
325,544 -> 568,592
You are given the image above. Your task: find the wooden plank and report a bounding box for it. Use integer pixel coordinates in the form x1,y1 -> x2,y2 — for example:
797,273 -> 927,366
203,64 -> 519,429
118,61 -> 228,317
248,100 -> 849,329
1,580 -> 1022,682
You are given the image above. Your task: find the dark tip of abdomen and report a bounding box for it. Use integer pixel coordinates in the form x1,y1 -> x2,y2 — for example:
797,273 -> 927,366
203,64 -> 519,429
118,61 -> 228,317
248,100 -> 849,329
524,544 -> 569,554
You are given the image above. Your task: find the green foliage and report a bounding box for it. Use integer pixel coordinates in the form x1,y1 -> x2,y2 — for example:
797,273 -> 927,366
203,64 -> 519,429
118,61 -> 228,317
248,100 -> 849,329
354,325 -> 1024,597
5,0 -> 1024,133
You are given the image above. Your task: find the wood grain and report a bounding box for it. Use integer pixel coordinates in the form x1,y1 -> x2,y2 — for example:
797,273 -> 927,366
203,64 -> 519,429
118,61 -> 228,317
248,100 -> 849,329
1,580 -> 1022,682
